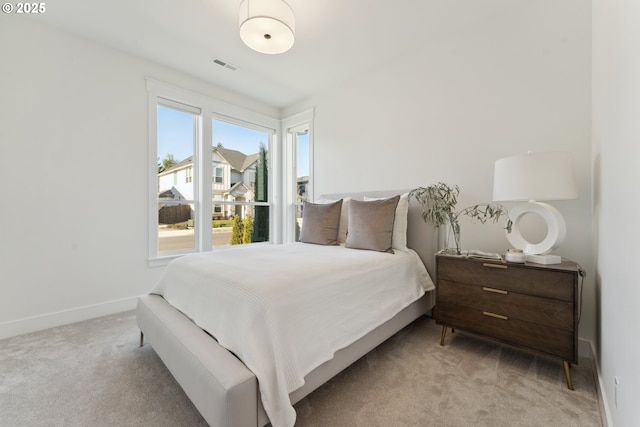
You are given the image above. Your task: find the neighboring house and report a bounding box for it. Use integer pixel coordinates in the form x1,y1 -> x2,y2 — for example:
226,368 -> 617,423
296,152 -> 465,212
158,146 -> 259,221
297,176 -> 309,202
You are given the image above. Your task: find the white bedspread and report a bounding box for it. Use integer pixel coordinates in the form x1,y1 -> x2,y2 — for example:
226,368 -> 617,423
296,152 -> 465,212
151,242 -> 434,427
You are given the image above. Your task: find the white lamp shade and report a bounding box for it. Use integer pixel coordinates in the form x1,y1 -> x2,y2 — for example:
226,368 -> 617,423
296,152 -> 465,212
493,152 -> 578,202
239,0 -> 295,54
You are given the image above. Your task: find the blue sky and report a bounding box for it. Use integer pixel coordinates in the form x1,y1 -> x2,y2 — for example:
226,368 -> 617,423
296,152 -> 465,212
158,106 -> 267,162
157,106 -> 309,176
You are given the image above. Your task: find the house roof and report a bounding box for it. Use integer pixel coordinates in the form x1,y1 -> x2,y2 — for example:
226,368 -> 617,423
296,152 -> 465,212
159,146 -> 258,176
158,186 -> 192,202
216,147 -> 259,172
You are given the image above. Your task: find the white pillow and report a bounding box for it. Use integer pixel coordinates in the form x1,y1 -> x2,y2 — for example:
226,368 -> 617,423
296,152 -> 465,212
314,197 -> 351,243
364,193 -> 409,252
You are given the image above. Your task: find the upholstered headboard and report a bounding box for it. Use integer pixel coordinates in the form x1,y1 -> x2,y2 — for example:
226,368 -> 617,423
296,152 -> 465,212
320,190 -> 438,277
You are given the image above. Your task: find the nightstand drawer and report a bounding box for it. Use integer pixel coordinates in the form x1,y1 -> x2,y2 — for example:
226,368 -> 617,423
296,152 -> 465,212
437,256 -> 575,301
437,302 -> 575,361
438,280 -> 574,331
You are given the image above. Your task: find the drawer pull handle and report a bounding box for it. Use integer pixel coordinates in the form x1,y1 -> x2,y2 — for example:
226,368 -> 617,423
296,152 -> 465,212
483,311 -> 508,320
482,287 -> 508,295
483,263 -> 508,269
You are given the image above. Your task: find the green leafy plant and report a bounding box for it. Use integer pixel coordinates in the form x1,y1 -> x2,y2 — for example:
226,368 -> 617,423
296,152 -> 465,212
409,182 -> 512,254
242,215 -> 254,244
229,215 -> 244,245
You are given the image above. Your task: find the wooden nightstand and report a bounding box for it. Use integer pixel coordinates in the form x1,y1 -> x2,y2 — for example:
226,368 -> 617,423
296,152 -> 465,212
435,254 -> 579,389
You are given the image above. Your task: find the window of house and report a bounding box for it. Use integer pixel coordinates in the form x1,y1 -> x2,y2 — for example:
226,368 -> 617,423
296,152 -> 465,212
214,167 -> 224,184
148,79 -> 283,264
283,110 -> 314,242
155,103 -> 198,254
212,117 -> 271,247
294,130 -> 310,241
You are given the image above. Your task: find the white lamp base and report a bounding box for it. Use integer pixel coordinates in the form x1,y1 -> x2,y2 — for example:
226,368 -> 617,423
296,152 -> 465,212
526,253 -> 562,265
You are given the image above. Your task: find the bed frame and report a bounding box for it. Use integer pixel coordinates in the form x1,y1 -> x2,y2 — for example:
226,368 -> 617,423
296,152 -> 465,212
136,190 -> 437,426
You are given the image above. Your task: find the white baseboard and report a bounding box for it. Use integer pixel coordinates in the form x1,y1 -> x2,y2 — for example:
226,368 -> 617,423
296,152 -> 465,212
579,338 -> 613,427
588,340 -> 613,427
0,296 -> 140,340
577,338 -> 614,427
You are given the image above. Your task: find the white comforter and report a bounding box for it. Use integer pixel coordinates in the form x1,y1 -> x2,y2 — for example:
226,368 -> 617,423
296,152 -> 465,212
151,242 -> 434,427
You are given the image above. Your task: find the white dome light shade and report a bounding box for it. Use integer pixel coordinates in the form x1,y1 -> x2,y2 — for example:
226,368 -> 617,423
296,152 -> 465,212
239,0 -> 295,55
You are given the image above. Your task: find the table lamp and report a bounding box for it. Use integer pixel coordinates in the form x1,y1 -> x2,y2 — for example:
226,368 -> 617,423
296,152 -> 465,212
492,151 -> 578,264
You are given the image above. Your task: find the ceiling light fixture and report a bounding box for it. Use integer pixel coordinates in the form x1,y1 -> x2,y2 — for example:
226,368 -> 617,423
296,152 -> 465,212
239,0 -> 295,55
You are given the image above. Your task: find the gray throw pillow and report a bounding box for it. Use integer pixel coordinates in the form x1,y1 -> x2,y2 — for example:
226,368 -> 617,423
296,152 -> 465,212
345,196 -> 400,253
299,199 -> 343,245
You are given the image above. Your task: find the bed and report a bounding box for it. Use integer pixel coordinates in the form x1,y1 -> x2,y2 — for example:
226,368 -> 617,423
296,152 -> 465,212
136,190 -> 438,427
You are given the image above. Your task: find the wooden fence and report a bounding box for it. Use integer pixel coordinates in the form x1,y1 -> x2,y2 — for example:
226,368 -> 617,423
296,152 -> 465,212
159,205 -> 191,224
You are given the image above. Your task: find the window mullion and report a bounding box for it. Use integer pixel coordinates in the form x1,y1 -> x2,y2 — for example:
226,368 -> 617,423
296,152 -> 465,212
148,88 -> 160,260
199,110 -> 213,251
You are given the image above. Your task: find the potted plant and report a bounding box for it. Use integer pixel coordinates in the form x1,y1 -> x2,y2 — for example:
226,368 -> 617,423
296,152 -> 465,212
409,182 -> 512,254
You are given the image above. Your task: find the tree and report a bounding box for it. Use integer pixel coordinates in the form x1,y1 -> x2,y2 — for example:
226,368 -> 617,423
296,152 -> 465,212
242,215 -> 253,244
158,153 -> 178,173
252,143 -> 269,242
230,215 -> 244,245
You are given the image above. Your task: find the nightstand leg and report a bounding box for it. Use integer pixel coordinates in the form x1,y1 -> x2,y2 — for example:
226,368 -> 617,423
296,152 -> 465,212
140,331 -> 144,347
440,326 -> 447,346
563,361 -> 573,390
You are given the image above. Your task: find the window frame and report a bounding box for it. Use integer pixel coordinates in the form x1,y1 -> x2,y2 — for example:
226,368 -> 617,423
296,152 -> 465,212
214,166 -> 224,184
147,79 -> 282,266
282,109 -> 314,243
211,114 -> 274,246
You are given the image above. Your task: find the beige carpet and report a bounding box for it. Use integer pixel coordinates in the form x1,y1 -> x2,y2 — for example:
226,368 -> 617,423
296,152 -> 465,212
0,311 -> 601,426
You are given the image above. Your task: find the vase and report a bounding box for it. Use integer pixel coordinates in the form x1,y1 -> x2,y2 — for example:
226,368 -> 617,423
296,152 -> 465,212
438,221 -> 461,255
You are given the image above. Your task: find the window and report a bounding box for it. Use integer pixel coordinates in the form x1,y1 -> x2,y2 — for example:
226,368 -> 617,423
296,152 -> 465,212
214,167 -> 223,184
211,117 -> 272,247
293,130 -> 310,241
156,103 -> 197,254
283,110 -> 314,242
148,79 -> 283,264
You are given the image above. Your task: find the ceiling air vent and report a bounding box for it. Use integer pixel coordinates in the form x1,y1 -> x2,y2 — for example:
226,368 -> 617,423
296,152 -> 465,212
211,58 -> 238,71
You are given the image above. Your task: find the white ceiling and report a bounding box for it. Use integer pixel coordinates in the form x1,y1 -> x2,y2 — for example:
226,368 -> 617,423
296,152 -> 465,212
34,0 -> 525,109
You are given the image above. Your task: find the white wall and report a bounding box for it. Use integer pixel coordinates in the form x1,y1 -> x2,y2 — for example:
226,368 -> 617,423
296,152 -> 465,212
286,1 -> 595,342
592,1 -> 640,426
0,18 -> 277,338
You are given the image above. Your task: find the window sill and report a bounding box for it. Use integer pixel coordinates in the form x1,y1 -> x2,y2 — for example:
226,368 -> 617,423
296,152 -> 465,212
148,255 -> 181,268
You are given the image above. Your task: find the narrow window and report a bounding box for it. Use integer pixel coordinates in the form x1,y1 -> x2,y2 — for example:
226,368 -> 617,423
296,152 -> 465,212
214,167 -> 224,184
156,103 -> 198,254
294,130 -> 310,240
282,111 -> 313,243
